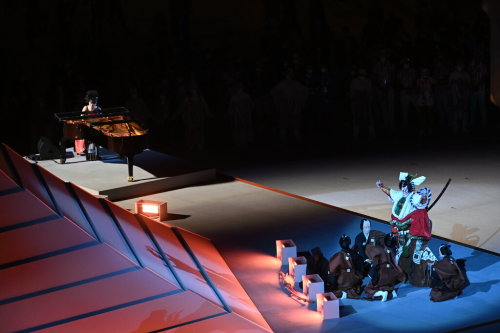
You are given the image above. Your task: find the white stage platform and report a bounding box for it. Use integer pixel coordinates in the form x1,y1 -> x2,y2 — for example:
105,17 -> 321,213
34,148 -> 216,201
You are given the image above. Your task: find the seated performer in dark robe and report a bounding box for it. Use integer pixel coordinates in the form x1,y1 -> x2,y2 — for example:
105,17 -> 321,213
352,219 -> 386,277
364,233 -> 407,302
430,244 -> 469,302
328,235 -> 364,299
307,247 -> 331,290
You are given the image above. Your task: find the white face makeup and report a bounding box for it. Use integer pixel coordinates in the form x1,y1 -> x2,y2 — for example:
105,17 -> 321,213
402,185 -> 409,196
363,220 -> 371,236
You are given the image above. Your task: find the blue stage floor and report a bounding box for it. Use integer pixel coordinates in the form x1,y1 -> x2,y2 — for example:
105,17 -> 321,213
295,218 -> 500,333
165,180 -> 500,333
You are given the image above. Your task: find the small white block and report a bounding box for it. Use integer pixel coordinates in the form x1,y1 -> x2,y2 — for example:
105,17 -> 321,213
316,292 -> 340,319
276,240 -> 297,265
288,256 -> 307,283
303,274 -> 324,301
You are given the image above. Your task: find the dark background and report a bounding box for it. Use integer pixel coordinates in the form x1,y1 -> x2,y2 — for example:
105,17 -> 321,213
2,0 -> 497,166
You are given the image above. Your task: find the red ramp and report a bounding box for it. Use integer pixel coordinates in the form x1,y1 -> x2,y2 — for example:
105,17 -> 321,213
0,143 -> 271,332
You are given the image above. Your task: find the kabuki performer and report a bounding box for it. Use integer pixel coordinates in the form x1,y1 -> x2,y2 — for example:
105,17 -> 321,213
364,233 -> 407,302
328,235 -> 364,299
430,244 -> 469,302
376,172 -> 437,286
352,219 -> 385,277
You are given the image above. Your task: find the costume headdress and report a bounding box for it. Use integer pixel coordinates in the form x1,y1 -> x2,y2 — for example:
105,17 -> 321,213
399,172 -> 426,187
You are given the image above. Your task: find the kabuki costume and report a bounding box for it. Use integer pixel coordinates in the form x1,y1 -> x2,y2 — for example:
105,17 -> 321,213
376,172 -> 437,286
352,228 -> 385,277
328,236 -> 364,299
364,234 -> 407,302
430,245 -> 469,302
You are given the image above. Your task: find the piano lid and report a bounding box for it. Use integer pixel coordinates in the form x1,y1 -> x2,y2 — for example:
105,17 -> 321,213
54,107 -> 130,121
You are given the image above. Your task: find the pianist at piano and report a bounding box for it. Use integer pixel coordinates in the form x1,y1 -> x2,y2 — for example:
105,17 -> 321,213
55,106 -> 148,182
75,90 -> 102,157
82,90 -> 101,113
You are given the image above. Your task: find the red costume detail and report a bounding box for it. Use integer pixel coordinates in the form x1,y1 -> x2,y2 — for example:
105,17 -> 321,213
391,209 -> 431,240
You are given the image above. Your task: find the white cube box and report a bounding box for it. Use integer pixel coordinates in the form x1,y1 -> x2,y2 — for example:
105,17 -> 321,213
302,274 -> 324,302
288,256 -> 307,283
316,292 -> 339,319
276,239 -> 297,265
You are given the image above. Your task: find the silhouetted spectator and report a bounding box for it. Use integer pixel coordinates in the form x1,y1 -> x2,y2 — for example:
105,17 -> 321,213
227,84 -> 254,148
397,58 -> 417,129
372,55 -> 396,132
449,62 -> 472,133
124,87 -> 152,127
415,68 -> 436,135
432,54 -> 452,129
469,55 -> 488,130
271,69 -> 307,143
179,85 -> 210,152
350,68 -> 375,138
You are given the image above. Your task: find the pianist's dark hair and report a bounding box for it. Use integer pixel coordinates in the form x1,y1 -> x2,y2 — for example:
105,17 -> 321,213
84,90 -> 99,104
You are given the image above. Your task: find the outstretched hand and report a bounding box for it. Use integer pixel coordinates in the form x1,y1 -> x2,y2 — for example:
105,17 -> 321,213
376,180 -> 383,188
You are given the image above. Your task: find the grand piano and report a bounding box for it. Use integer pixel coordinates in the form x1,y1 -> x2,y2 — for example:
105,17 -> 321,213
55,107 -> 148,182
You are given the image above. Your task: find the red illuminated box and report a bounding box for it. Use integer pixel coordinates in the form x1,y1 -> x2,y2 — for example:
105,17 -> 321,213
135,200 -> 168,221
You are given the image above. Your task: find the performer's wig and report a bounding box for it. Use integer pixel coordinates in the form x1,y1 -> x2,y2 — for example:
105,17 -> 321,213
439,244 -> 453,257
398,172 -> 426,192
384,233 -> 397,249
339,234 -> 351,250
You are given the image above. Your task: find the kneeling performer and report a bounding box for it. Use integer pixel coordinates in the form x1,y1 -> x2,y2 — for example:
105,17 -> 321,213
430,244 -> 469,302
328,235 -> 364,299
364,233 -> 407,302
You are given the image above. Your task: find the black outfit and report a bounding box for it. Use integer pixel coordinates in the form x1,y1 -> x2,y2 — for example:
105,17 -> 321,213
297,249 -> 331,291
307,255 -> 330,282
352,232 -> 372,277
353,232 -> 370,261
352,230 -> 385,277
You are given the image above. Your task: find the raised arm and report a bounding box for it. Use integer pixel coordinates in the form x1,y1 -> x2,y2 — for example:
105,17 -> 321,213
376,180 -> 391,196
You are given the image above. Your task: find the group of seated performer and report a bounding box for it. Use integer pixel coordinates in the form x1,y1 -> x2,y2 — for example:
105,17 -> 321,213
327,230 -> 405,302
303,219 -> 469,303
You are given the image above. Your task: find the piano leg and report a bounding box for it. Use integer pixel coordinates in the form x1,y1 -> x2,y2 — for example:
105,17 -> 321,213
59,137 -> 68,164
127,154 -> 134,182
